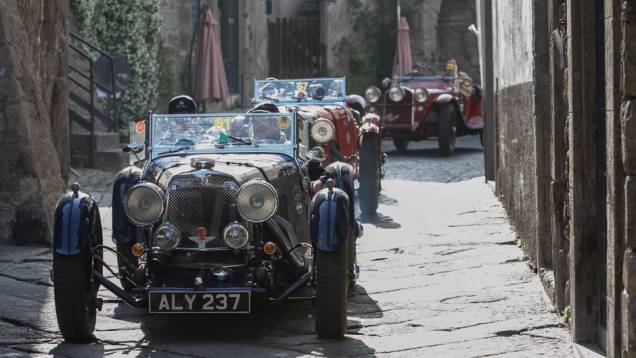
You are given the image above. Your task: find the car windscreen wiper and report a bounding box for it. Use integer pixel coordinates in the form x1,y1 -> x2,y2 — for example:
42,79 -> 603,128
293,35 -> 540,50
227,135 -> 253,145
155,146 -> 189,157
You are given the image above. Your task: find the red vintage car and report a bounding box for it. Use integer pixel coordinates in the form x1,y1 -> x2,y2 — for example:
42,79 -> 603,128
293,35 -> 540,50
252,78 -> 384,214
364,61 -> 483,155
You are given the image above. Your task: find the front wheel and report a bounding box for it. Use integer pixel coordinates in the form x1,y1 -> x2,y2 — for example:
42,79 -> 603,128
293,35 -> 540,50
315,241 -> 348,339
438,105 -> 457,156
358,135 -> 380,215
53,251 -> 98,342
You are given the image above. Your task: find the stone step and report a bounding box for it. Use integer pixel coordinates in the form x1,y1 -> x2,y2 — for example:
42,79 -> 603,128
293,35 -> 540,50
71,148 -> 129,171
71,132 -> 121,151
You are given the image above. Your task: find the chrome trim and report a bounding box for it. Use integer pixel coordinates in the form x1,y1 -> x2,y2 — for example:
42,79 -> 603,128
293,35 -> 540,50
123,182 -> 165,226
236,180 -> 279,223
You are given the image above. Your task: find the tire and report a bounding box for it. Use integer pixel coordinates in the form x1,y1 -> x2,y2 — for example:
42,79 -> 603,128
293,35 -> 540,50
53,251 -> 98,342
438,105 -> 457,156
393,138 -> 409,152
116,242 -> 137,292
315,241 -> 348,339
358,135 -> 380,215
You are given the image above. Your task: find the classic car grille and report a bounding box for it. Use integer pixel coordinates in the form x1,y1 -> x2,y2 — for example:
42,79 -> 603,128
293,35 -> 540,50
165,184 -> 240,249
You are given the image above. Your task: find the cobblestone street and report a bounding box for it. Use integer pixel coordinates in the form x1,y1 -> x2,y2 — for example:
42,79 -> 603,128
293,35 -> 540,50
0,136 -> 573,357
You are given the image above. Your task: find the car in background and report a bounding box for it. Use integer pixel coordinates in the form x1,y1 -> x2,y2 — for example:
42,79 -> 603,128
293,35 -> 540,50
364,61 -> 484,155
252,77 -> 384,215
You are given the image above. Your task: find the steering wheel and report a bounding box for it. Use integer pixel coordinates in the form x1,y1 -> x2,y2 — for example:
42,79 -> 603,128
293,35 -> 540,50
174,138 -> 195,147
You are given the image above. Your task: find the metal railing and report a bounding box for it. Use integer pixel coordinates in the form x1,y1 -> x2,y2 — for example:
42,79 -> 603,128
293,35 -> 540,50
68,32 -> 118,166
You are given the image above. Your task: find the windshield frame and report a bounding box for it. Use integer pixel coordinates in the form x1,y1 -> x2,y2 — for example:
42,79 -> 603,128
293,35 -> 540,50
149,112 -> 297,160
253,77 -> 347,105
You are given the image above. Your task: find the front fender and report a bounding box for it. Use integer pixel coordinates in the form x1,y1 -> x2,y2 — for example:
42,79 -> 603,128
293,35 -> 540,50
310,188 -> 350,251
53,190 -> 101,255
324,162 -> 355,222
435,93 -> 453,104
112,166 -> 141,245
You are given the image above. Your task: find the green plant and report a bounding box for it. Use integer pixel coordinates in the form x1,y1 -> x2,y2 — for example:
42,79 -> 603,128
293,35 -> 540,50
90,0 -> 161,131
69,0 -> 94,34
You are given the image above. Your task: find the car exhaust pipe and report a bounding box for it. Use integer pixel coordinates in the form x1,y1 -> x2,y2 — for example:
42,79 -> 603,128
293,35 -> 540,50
265,216 -> 307,270
93,271 -> 144,308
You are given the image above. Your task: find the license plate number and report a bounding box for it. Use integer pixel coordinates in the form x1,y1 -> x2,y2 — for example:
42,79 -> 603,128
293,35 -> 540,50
149,291 -> 250,313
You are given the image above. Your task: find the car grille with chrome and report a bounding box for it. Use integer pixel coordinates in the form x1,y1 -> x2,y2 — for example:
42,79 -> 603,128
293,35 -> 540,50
163,182 -> 252,267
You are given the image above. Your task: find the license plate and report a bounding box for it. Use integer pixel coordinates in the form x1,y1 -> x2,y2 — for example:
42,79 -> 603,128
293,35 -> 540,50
148,291 -> 250,313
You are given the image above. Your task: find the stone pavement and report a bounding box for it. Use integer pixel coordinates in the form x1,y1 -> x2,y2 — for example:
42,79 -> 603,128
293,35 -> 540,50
0,136 -> 573,357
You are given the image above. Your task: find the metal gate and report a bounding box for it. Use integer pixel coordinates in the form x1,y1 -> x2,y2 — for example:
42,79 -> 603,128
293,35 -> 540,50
268,17 -> 325,78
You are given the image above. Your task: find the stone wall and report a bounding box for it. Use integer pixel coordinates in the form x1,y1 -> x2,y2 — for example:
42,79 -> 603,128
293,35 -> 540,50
159,0 -> 196,92
621,0 -> 636,354
483,0 -> 636,353
238,0 -> 268,106
0,0 -> 69,244
490,0 -> 538,261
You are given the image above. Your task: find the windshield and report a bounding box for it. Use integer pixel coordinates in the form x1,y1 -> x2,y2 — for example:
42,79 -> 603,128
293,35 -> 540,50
253,78 -> 346,103
395,62 -> 459,80
150,112 -> 296,159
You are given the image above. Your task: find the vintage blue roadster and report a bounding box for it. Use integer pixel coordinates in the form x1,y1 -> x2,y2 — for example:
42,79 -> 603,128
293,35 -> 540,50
51,110 -> 361,341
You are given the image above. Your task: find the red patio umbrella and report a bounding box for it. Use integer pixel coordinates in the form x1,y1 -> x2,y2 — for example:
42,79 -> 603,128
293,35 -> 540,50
192,6 -> 230,105
393,17 -> 413,77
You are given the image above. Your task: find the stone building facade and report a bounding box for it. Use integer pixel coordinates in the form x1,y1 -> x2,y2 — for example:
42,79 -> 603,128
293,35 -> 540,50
158,0 -> 268,108
478,0 -> 636,355
321,0 -> 480,83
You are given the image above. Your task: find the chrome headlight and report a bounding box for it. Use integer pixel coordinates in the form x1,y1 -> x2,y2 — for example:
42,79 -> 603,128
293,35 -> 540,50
153,223 -> 181,250
223,223 -> 249,249
237,180 -> 278,223
310,118 -> 335,143
388,85 -> 405,102
364,86 -> 381,103
414,88 -> 429,103
124,182 -> 164,226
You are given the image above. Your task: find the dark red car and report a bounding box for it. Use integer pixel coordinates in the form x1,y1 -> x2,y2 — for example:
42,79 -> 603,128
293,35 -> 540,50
364,61 -> 484,155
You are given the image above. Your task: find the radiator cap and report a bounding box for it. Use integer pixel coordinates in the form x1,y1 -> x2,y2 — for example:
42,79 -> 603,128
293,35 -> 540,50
191,158 -> 215,170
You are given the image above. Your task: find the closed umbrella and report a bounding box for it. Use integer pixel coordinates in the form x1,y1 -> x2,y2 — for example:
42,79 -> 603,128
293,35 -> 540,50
393,17 -> 413,77
192,6 -> 229,106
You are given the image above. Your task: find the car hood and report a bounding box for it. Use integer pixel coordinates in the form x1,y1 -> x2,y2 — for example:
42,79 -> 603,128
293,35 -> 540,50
143,153 -> 298,188
399,80 -> 455,95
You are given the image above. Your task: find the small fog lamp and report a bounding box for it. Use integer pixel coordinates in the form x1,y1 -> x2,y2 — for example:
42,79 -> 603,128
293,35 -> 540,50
223,223 -> 249,249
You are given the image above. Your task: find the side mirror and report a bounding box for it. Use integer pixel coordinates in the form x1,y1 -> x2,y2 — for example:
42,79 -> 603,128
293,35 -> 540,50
306,146 -> 327,162
123,143 -> 143,154
310,85 -> 326,100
